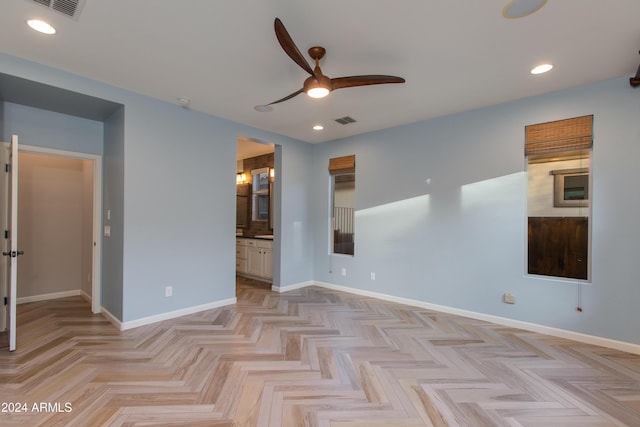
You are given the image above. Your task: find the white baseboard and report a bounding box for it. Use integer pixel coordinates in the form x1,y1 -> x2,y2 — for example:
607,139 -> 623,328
100,307 -> 122,330
118,297 -> 237,331
272,281 -> 314,293
80,289 -> 92,303
17,290 -> 80,304
311,281 -> 640,356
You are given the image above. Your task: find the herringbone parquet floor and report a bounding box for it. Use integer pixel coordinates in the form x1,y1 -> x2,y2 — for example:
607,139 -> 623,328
1,277 -> 639,426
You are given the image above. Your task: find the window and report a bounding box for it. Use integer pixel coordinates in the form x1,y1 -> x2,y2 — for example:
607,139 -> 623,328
251,167 -> 269,221
526,115 -> 592,280
329,155 -> 355,255
551,167 -> 588,208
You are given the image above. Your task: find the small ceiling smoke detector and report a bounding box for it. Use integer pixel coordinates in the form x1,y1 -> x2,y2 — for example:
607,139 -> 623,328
502,0 -> 547,19
177,97 -> 190,108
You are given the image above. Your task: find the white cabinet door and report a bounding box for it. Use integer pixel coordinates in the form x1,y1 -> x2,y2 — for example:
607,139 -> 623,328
263,249 -> 272,279
247,246 -> 263,277
236,258 -> 247,274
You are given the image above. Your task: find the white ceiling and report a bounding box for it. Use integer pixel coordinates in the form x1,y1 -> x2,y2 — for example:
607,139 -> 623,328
1,0 -> 639,144
237,137 -> 273,161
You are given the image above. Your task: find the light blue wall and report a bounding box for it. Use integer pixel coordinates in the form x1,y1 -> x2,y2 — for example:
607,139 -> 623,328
312,77 -> 640,345
0,52 -> 315,322
103,106 -> 125,319
2,102 -> 103,154
5,50 -> 639,346
275,139 -> 314,287
0,101 -> 4,138
119,98 -> 240,320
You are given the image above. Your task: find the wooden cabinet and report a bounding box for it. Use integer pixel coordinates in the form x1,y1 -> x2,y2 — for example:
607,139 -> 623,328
236,184 -> 249,228
236,238 -> 272,281
528,216 -> 588,280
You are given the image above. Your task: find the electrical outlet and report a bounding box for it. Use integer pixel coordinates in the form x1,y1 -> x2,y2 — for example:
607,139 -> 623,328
370,272 -> 376,280
503,292 -> 515,304
165,286 -> 173,297
341,268 -> 346,276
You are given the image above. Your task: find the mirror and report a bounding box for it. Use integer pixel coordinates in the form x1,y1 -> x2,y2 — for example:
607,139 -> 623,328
251,167 -> 270,222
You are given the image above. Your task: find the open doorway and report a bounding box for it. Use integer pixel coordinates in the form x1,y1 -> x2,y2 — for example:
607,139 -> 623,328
14,146 -> 102,314
236,137 -> 277,291
17,151 -> 94,303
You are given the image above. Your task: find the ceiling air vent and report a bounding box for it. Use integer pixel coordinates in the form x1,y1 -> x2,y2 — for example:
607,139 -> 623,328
335,116 -> 357,125
29,0 -> 86,20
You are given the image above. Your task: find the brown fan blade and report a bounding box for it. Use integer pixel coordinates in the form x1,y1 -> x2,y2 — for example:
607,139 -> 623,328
267,88 -> 305,105
331,75 -> 405,90
274,18 -> 314,76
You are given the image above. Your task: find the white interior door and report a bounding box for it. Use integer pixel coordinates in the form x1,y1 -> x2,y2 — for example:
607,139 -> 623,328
0,143 -> 8,335
2,135 -> 20,351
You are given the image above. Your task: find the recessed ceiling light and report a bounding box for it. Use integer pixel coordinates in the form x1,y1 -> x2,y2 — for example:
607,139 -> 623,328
502,0 -> 547,19
254,104 -> 273,112
27,19 -> 56,35
531,63 -> 553,74
313,125 -> 324,131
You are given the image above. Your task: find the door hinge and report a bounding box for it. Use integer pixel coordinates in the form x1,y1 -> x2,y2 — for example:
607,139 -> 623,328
4,163 -> 9,173
3,297 -> 6,306
4,230 -> 8,239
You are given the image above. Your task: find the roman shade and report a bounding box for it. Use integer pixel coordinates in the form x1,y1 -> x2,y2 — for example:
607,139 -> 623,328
525,115 -> 593,156
328,154 -> 355,175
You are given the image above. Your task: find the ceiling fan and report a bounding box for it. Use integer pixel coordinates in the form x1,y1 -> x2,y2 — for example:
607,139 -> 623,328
631,50 -> 640,87
266,18 -> 405,105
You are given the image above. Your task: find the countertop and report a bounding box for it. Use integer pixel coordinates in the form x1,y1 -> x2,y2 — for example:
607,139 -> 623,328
236,234 -> 273,240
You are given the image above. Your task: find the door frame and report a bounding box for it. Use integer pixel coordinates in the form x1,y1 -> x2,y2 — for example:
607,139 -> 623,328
20,145 -> 103,313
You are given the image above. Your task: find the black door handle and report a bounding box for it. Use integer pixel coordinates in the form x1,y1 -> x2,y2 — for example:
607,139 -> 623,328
1,251 -> 24,258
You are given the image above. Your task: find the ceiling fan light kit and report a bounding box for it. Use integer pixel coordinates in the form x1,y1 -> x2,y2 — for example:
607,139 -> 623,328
304,72 -> 331,98
266,18 -> 405,106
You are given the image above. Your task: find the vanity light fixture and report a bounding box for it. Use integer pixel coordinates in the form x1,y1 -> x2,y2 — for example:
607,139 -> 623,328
236,173 -> 247,185
27,19 -> 56,34
269,168 -> 275,178
531,63 -> 553,74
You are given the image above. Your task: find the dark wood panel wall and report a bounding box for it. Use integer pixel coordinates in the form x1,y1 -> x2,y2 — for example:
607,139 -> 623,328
528,216 -> 588,280
238,153 -> 274,236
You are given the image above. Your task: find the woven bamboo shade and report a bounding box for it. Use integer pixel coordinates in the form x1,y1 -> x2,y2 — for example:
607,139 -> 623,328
328,155 -> 355,175
525,115 -> 593,156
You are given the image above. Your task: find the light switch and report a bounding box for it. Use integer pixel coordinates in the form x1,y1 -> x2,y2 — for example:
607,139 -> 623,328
104,225 -> 111,237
